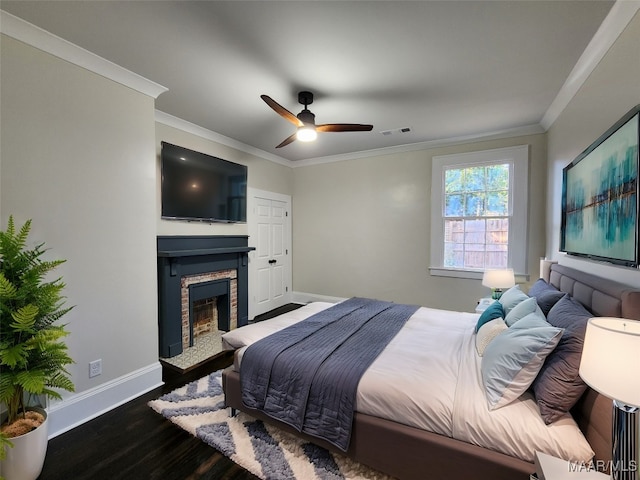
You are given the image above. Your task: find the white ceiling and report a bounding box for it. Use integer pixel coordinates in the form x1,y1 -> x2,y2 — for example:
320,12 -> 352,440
1,1 -> 618,162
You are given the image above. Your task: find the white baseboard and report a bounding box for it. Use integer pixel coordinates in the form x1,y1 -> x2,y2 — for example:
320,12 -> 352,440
46,362 -> 163,439
291,291 -> 347,305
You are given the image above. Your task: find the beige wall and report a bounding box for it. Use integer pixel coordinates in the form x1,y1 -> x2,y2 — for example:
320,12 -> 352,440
546,11 -> 640,287
0,30 -> 295,436
293,134 -> 547,311
155,122 -> 293,237
0,36 -> 159,395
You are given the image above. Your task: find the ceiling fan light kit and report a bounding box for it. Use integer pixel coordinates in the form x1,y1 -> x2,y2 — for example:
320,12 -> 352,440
296,126 -> 317,142
261,91 -> 373,148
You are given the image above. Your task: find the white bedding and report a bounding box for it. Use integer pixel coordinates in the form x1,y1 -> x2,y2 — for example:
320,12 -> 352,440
222,301 -> 594,464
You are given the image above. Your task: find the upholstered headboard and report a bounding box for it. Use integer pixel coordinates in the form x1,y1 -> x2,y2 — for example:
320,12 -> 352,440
543,263 -> 640,465
547,263 -> 640,320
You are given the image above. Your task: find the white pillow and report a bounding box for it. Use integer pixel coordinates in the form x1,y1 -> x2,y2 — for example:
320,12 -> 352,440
481,311 -> 563,410
475,317 -> 507,356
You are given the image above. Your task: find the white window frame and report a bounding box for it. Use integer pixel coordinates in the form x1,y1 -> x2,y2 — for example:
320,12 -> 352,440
429,145 -> 529,280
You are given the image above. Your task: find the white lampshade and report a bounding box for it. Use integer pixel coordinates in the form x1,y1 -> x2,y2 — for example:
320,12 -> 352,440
481,269 -> 515,289
579,317 -> 640,408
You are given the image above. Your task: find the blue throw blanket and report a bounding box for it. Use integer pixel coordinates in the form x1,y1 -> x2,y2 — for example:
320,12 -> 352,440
240,297 -> 419,451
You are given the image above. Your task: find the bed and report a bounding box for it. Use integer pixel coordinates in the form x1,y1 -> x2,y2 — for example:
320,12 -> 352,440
221,263 -> 640,479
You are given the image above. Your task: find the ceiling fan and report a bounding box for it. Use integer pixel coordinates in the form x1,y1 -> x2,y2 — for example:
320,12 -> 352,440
261,91 -> 374,148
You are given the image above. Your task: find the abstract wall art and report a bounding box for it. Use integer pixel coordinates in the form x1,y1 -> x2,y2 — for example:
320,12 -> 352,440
561,105 -> 640,267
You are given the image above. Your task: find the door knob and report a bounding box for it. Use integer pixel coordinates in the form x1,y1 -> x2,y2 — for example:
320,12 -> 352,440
268,259 -> 277,264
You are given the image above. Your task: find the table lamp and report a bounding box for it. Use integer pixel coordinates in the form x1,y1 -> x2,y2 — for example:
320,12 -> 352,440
579,317 -> 640,480
481,269 -> 515,299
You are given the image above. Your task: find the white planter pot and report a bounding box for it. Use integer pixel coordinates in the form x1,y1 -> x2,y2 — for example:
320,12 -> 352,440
0,407 -> 48,480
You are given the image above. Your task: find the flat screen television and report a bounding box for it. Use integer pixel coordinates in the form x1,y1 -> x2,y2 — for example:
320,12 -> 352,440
560,105 -> 640,267
161,142 -> 247,223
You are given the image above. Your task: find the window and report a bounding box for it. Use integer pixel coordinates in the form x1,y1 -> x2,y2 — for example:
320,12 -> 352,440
430,145 -> 528,279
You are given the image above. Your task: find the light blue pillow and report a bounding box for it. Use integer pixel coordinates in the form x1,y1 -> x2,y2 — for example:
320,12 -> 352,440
504,297 -> 541,327
498,285 -> 529,315
481,310 -> 563,410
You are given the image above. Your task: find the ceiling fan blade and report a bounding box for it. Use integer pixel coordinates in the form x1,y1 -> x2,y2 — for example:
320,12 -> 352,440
275,132 -> 297,148
316,123 -> 374,133
261,95 -> 303,127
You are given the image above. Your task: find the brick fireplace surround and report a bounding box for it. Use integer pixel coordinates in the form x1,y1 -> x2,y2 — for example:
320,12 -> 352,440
180,268 -> 237,349
157,236 -> 254,358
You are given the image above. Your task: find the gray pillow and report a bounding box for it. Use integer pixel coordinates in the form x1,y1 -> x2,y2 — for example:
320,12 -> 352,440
482,310 -> 563,410
528,278 -> 556,297
527,279 -> 566,316
531,295 -> 592,424
534,290 -> 567,316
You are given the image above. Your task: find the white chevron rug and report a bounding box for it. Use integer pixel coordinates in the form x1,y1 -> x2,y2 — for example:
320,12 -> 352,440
149,370 -> 394,480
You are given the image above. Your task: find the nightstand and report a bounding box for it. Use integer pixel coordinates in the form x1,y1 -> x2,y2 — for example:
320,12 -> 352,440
475,297 -> 493,313
534,451 -> 608,479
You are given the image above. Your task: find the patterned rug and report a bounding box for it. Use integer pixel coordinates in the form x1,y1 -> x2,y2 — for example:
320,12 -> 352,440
149,370 -> 394,480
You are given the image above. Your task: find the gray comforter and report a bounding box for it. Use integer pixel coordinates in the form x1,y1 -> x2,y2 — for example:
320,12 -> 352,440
240,297 -> 419,451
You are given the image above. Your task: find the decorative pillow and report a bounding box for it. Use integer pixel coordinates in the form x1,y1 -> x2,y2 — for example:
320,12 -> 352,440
531,295 -> 592,424
482,310 -> 563,410
498,285 -> 529,316
475,301 -> 504,332
504,297 -> 540,327
527,278 -> 556,297
534,290 -> 567,316
475,317 -> 507,356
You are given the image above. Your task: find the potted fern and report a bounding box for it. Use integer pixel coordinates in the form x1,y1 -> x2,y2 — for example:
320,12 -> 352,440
0,216 -> 75,480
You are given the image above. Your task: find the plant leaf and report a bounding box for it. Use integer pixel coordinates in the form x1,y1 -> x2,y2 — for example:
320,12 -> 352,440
10,304 -> 39,332
16,369 -> 45,395
0,272 -> 18,299
0,344 -> 30,368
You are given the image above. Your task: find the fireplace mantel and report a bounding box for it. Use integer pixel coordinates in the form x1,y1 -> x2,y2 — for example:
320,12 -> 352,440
158,247 -> 254,258
157,236 -> 254,358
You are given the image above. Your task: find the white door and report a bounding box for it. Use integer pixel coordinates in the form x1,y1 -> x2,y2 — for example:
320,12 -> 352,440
248,189 -> 292,319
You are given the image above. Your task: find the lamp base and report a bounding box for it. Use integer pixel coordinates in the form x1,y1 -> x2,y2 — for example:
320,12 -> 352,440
491,289 -> 503,300
612,400 -> 639,480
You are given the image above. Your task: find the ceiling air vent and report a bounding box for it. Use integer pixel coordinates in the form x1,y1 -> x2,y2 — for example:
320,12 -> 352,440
380,127 -> 412,135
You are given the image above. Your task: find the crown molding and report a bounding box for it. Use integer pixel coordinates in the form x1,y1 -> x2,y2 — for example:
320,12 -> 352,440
541,1 -> 640,130
154,110 -> 292,167
0,10 -> 168,99
156,109 -> 544,169
291,124 -> 545,168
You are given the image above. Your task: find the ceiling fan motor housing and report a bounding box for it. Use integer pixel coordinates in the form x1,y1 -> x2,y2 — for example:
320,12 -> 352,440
297,109 -> 316,125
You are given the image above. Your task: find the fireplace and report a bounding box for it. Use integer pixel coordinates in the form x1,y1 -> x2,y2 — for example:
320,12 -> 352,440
157,236 -> 253,358
181,270 -> 236,349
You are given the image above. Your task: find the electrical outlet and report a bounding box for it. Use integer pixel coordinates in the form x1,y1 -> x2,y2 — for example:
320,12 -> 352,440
89,359 -> 102,378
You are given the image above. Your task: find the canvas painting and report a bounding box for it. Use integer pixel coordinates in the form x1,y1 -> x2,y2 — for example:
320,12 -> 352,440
562,112 -> 639,265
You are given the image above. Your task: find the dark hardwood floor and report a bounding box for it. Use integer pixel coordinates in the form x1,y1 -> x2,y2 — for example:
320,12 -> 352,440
38,352 -> 258,480
38,304 -> 304,480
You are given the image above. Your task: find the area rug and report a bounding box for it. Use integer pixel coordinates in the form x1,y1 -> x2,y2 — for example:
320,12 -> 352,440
149,370 -> 394,480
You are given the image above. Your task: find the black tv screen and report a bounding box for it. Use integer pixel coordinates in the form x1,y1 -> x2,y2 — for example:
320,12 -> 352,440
161,142 -> 247,223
